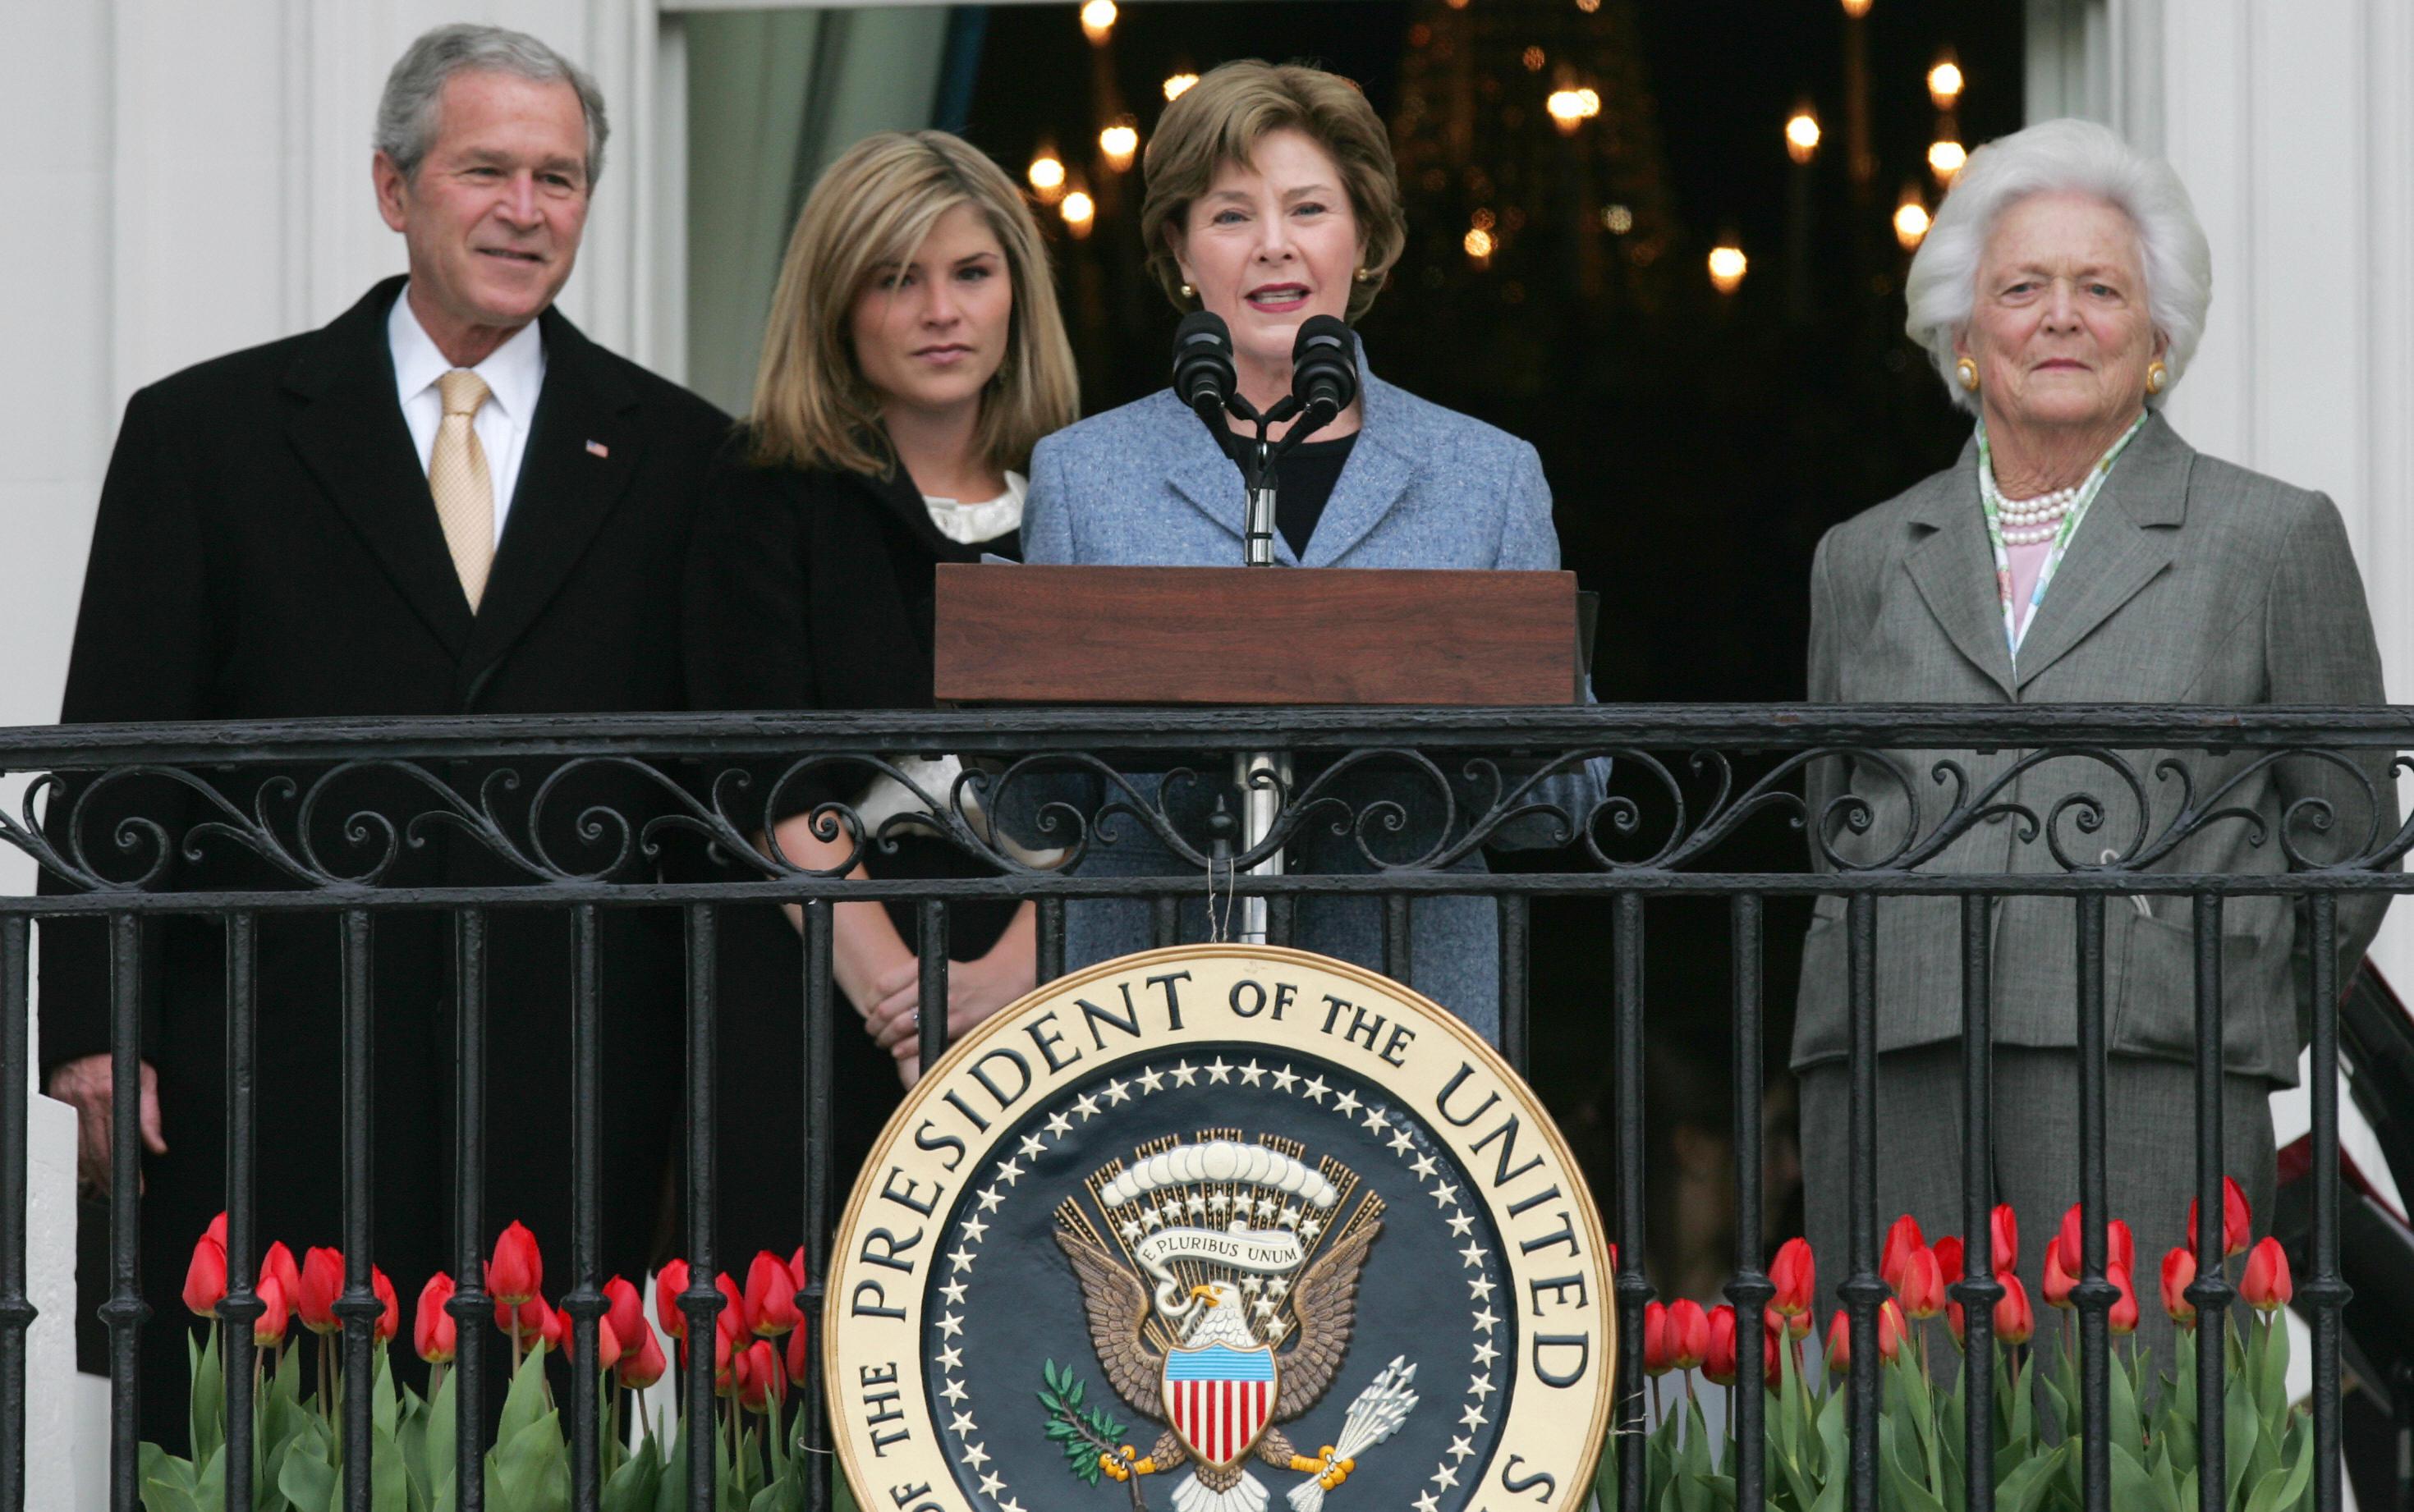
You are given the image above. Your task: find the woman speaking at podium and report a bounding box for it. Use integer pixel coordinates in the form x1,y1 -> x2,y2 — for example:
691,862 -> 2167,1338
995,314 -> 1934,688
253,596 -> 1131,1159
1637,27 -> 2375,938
1020,60 -> 1591,1042
685,130 -> 1080,1245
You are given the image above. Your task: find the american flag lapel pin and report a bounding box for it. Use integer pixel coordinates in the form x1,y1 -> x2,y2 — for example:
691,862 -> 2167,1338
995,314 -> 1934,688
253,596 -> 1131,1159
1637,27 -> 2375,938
585,439 -> 610,458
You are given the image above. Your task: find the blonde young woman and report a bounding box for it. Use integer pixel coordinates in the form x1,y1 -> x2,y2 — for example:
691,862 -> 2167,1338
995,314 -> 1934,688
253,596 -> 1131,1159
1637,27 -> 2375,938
684,131 -> 1077,1244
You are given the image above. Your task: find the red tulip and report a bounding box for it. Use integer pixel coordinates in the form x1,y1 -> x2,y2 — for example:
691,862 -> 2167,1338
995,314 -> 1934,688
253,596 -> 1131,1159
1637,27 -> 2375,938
790,1246 -> 809,1288
2187,1177 -> 2254,1260
655,1259 -> 690,1341
297,1247 -> 344,1336
2056,1204 -> 2135,1276
1994,1274 -> 2035,1345
2042,1235 -> 2077,1309
603,1276 -> 645,1359
1878,1300 -> 1907,1362
1641,1301 -> 1673,1376
785,1313 -> 812,1386
1948,1299 -> 1966,1349
183,1232 -> 228,1318
205,1212 -> 228,1251
1990,1204 -> 2019,1275
746,1251 -> 801,1338
712,1317 -> 737,1395
1702,1305 -> 1740,1386
2241,1237 -> 2292,1312
1931,1236 -> 1965,1288
537,1299 -> 567,1354
2161,1247 -> 2197,1327
254,1273 -> 289,1347
1770,1238 -> 1815,1317
1898,1247 -> 1947,1320
1667,1299 -> 1710,1372
488,1222 -> 542,1307
2108,1266 -> 2140,1336
415,1273 -> 457,1363
568,1315 -> 622,1371
737,1340 -> 782,1411
372,1267 -> 399,1343
493,1294 -> 548,1340
1880,1215 -> 1925,1291
1824,1310 -> 1852,1375
1761,1310 -> 1786,1380
718,1271 -> 747,1332
259,1243 -> 301,1322
617,1322 -> 668,1391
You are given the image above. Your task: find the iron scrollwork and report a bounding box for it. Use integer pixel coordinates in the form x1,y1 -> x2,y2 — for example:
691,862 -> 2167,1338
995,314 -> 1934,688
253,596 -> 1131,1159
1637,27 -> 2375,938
7,725 -> 2410,897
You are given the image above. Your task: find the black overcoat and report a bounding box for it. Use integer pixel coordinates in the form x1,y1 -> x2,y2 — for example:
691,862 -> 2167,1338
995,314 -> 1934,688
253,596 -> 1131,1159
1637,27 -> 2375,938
682,443 -> 1020,1264
39,276 -> 731,1437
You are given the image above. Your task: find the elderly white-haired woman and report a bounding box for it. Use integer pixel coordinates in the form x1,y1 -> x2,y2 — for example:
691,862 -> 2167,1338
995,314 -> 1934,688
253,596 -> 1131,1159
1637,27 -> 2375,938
1794,118 -> 2393,1343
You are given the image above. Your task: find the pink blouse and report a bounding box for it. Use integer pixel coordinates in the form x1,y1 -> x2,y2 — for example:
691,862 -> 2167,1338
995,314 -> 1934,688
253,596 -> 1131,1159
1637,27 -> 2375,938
2008,538 -> 2053,638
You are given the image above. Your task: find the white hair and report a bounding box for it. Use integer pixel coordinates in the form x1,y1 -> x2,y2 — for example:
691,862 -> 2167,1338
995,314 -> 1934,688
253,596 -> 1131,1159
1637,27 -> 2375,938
375,24 -> 609,186
1904,117 -> 2210,414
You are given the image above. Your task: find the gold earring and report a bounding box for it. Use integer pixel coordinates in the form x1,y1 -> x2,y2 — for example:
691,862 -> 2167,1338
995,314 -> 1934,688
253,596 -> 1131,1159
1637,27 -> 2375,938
1354,265 -> 1373,283
1956,356 -> 1979,392
1179,282 -> 1196,300
2146,359 -> 2168,395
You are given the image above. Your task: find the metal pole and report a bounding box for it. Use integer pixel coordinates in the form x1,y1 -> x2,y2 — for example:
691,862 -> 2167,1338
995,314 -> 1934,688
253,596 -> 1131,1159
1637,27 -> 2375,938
1238,438 -> 1284,944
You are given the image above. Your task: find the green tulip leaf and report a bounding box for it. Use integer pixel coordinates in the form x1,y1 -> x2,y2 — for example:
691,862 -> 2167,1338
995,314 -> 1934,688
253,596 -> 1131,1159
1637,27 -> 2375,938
141,1476 -> 207,1512
2251,1317 -> 2289,1436
2109,1343 -> 2143,1455
601,1438 -> 664,1512
278,1445 -> 337,1512
2222,1368 -> 2259,1512
2109,1440 -> 2156,1512
1995,1441 -> 2068,1512
498,1345 -> 553,1448
367,1419 -> 409,1512
370,1350 -> 400,1443
488,1409 -> 571,1512
190,1326 -> 227,1468
1879,1414 -> 1948,1512
423,1370 -> 457,1512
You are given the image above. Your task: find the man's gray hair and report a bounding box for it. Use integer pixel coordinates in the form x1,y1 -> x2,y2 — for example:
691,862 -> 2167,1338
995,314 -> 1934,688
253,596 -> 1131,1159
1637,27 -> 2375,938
1904,117 -> 2211,414
375,23 -> 610,186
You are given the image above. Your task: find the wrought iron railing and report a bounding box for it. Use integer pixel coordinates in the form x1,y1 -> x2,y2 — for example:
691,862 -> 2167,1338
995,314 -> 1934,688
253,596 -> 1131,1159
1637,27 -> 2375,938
0,704 -> 2402,1512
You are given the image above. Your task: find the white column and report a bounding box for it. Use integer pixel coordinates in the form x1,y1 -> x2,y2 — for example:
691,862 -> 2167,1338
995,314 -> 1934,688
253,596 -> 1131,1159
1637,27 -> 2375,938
2136,0 -> 2414,986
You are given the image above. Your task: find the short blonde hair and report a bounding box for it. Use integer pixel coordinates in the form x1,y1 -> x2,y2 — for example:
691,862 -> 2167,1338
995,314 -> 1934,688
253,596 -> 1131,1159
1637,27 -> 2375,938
1139,61 -> 1407,323
751,131 -> 1078,476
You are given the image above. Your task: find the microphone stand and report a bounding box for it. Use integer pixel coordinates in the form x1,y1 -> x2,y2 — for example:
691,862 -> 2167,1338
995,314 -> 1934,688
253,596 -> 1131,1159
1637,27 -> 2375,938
1208,392 -> 1334,945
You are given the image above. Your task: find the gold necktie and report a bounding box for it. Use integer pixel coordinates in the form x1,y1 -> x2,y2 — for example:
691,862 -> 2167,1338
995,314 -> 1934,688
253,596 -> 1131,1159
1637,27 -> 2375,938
430,369 -> 495,611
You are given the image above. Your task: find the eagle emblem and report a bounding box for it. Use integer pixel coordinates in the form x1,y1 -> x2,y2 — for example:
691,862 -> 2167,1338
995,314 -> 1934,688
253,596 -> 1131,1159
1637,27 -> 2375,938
1051,1132 -> 1419,1512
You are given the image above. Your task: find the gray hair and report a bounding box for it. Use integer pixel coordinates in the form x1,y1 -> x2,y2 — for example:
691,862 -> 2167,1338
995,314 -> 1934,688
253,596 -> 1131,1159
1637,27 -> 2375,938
1904,117 -> 2210,413
374,24 -> 609,186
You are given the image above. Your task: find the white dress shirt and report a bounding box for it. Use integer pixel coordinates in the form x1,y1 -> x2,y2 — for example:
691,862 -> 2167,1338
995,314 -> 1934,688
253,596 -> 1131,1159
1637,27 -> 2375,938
388,283 -> 547,544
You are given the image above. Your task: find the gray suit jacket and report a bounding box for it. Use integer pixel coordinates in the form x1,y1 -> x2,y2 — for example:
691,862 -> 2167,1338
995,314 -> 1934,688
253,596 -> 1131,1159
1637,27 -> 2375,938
1020,360 -> 1598,1040
1796,414 -> 2396,1084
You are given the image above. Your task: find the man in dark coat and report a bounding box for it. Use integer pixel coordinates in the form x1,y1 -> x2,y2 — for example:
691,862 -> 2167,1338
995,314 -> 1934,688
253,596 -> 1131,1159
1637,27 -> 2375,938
39,23 -> 728,1441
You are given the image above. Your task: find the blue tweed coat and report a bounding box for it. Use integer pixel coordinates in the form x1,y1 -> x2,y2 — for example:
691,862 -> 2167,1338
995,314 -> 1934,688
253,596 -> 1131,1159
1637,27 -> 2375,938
1020,358 -> 1596,1042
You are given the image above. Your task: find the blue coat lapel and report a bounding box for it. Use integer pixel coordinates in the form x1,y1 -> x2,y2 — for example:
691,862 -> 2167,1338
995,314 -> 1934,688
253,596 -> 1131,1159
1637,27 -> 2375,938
1301,373 -> 1416,566
1161,349 -> 1415,569
1160,389 -> 1294,560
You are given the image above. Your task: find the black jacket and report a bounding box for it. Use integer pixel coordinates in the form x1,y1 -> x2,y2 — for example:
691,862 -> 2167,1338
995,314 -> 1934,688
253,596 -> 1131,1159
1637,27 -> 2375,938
41,277 -> 730,1426
682,441 -> 1021,1258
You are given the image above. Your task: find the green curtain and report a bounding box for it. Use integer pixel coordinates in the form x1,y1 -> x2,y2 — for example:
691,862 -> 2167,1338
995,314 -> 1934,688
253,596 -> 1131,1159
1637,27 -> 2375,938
686,7 -> 953,418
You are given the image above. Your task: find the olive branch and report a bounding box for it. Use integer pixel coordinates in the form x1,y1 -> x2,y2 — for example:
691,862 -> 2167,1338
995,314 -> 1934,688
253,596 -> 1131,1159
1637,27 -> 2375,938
1039,1359 -> 1147,1510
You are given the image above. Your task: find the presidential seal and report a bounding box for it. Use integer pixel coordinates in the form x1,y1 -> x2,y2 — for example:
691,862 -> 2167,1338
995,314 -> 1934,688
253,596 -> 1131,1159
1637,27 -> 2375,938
827,946 -> 1613,1512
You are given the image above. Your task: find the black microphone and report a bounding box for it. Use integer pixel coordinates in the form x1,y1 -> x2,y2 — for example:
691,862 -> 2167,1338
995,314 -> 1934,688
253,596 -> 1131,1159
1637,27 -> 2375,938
1172,310 -> 1238,434
1287,315 -> 1358,440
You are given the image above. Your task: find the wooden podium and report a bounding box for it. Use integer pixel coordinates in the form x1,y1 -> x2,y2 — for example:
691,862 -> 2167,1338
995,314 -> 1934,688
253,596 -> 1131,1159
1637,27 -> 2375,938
932,564 -> 1586,707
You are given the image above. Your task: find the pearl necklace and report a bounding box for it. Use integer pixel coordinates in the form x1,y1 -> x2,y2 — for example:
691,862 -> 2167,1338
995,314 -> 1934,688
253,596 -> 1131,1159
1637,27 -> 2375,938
1986,481 -> 2081,546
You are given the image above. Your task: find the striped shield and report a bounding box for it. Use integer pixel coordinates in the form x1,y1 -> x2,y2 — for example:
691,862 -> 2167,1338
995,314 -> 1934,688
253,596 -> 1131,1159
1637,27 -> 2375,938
1162,1342 -> 1279,1468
